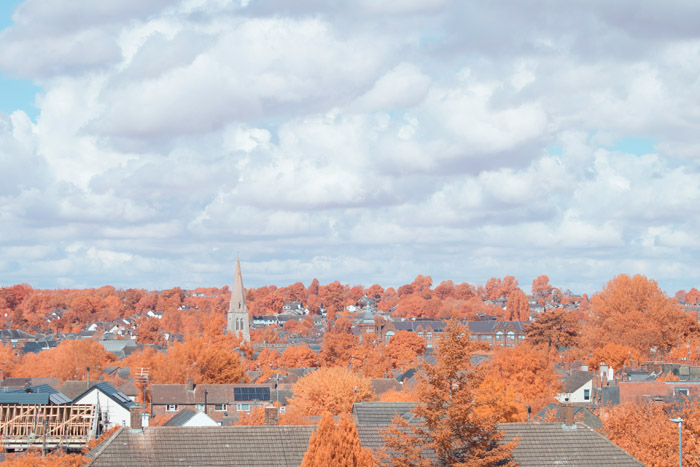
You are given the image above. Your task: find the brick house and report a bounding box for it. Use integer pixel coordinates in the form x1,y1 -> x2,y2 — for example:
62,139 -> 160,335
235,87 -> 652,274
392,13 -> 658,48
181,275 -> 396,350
151,380 -> 274,423
374,319 -> 527,348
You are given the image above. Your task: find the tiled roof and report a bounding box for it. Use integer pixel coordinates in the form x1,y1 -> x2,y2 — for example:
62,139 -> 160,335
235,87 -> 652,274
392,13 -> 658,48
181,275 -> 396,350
151,384 -> 273,405
370,378 -> 402,395
500,423 -> 644,466
89,426 -> 316,467
60,381 -> 98,400
353,402 -> 417,426
563,371 -> 594,394
360,421 -> 642,466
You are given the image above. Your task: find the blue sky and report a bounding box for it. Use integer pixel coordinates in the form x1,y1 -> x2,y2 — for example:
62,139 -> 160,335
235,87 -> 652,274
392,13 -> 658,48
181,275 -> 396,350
1,1 -> 700,296
0,0 -> 39,119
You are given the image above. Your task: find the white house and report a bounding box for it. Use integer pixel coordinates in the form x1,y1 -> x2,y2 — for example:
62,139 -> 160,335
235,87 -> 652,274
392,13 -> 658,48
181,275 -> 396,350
73,382 -> 139,430
557,370 -> 594,404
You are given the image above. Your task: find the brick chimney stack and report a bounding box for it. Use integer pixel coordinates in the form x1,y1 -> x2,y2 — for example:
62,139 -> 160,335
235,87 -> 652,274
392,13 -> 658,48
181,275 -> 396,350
130,407 -> 143,431
264,407 -> 279,426
186,378 -> 194,392
560,404 -> 575,428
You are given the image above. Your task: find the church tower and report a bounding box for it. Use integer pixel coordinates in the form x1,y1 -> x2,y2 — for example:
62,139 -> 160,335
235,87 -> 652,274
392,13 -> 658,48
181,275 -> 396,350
227,258 -> 250,342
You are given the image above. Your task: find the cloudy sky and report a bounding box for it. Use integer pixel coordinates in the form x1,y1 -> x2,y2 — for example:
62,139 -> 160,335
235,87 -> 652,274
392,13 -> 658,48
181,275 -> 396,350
1,0 -> 700,294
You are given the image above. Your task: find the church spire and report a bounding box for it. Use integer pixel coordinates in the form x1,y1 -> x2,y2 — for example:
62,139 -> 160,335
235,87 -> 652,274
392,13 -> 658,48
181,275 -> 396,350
227,257 -> 250,342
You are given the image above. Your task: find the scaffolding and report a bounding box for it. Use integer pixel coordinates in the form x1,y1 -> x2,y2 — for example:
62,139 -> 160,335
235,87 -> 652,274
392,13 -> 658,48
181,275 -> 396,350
0,404 -> 97,451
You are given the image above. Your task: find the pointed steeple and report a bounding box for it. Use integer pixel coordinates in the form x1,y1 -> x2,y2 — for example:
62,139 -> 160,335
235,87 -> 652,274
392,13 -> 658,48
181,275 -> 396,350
227,257 -> 250,342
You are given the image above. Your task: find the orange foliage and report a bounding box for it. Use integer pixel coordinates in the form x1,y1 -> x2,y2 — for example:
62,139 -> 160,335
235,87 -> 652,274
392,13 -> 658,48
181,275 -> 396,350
601,401 -> 700,467
122,335 -> 247,384
280,344 -> 319,368
587,343 -> 641,371
235,405 -> 267,425
301,412 -> 375,467
289,367 -> 375,416
1,451 -> 88,467
381,321 -> 516,467
485,344 -> 561,415
15,339 -> 114,381
319,332 -> 358,367
506,289 -> 530,321
525,309 -> 580,352
385,331 -> 426,371
587,274 -> 699,353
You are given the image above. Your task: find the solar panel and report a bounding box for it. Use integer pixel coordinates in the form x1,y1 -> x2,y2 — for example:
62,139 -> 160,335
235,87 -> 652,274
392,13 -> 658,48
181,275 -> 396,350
234,386 -> 271,401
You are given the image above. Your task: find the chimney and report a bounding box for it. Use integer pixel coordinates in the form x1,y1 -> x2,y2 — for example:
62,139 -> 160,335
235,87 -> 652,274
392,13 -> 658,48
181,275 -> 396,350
560,404 -> 575,428
130,407 -> 143,431
186,378 -> 194,392
264,407 -> 278,426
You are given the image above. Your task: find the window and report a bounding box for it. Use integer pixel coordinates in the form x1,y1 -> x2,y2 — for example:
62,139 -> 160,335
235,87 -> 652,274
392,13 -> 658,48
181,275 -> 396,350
214,403 -> 227,411
507,331 -> 515,341
417,331 -> 423,337
496,331 -> 503,340
426,332 -> 432,340
480,335 -> 492,341
470,335 -> 477,341
675,388 -> 689,397
584,389 -> 590,401
385,331 -> 395,342
237,403 -> 251,412
280,407 -> 286,414
166,404 -> 178,412
196,404 -> 205,412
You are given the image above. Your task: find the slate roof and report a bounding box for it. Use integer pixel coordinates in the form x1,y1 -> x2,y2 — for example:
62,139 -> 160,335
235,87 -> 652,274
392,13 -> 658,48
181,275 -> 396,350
74,382 -> 138,410
26,384 -> 72,405
0,392 -> 51,404
89,426 -> 316,467
163,409 -> 198,427
500,423 -> 644,466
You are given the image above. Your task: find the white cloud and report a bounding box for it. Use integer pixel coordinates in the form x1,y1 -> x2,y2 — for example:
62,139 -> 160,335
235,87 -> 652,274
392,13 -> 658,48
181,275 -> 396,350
1,1 -> 700,294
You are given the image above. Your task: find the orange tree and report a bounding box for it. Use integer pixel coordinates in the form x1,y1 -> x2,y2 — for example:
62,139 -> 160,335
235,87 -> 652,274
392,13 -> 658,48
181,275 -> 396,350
381,320 -> 516,466
585,274 -> 699,354
289,367 -> 375,416
301,411 -> 375,467
601,401 -> 700,467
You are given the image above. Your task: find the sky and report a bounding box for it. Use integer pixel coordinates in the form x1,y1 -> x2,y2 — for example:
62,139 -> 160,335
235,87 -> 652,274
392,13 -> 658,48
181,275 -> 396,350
1,0 -> 700,295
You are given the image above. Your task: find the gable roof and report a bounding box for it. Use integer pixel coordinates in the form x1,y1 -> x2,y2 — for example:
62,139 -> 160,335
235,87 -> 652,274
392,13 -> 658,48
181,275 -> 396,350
353,402 -> 417,426
358,422 -> 643,466
59,381 -> 98,400
500,423 -> 644,466
89,426 -> 315,467
163,409 -> 198,426
74,382 -> 138,410
563,370 -> 594,394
